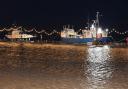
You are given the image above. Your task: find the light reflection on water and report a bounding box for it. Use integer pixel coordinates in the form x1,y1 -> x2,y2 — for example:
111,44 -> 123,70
0,44 -> 127,89
85,46 -> 114,89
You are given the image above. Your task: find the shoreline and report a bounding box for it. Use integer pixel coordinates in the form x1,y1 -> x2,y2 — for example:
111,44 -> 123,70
0,41 -> 87,49
0,41 -> 127,48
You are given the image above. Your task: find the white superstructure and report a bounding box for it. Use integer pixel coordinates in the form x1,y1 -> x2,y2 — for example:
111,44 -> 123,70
6,27 -> 34,40
61,25 -> 108,39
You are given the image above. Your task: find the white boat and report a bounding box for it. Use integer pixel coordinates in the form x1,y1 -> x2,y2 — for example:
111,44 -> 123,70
6,27 -> 35,41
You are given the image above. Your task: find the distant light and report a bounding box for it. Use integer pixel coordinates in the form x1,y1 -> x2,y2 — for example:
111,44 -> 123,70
91,24 -> 95,29
103,45 -> 110,50
106,29 -> 109,32
97,28 -> 102,34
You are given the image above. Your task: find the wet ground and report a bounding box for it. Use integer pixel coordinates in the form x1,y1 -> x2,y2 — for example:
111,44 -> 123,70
0,43 -> 127,89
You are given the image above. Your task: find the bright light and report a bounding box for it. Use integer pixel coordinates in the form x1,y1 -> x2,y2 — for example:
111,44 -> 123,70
91,24 -> 95,29
103,45 -> 110,50
106,29 -> 109,32
97,28 -> 102,34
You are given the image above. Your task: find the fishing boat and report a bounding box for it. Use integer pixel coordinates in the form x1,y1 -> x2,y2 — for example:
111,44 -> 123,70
61,12 -> 112,44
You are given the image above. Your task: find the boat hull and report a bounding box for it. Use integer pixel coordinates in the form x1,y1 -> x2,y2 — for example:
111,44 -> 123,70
61,37 -> 112,44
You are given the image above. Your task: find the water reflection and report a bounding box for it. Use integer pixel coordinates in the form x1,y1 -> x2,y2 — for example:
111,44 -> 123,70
0,44 -> 127,89
85,46 -> 114,89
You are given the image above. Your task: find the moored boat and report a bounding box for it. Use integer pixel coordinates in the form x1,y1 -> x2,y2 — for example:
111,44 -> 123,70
5,27 -> 35,41
61,12 -> 112,44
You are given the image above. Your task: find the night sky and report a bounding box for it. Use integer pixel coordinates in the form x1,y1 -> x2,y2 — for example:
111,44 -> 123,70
0,0 -> 128,31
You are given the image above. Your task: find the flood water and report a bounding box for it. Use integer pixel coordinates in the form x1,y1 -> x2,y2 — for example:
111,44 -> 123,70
0,44 -> 127,89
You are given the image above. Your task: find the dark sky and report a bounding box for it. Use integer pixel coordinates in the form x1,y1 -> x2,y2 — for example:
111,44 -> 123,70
0,0 -> 128,30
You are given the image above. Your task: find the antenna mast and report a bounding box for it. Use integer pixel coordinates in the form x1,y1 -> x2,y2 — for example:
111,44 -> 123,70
96,12 -> 100,28
95,12 -> 100,41
87,14 -> 90,30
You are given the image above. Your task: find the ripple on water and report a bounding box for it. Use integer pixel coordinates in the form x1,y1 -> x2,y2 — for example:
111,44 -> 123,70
0,45 -> 127,89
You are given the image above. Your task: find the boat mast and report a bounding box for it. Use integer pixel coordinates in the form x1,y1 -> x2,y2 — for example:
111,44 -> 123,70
96,12 -> 100,40
96,12 -> 100,28
87,14 -> 90,30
